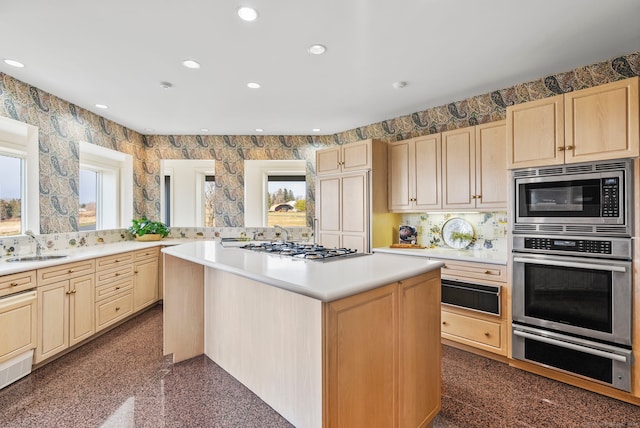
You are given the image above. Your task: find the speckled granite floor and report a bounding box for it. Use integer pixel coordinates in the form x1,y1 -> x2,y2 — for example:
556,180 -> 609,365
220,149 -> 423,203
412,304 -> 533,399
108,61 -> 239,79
0,305 -> 639,427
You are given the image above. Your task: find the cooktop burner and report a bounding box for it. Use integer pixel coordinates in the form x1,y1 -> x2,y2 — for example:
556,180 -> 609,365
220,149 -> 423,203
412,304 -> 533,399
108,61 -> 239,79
240,242 -> 369,261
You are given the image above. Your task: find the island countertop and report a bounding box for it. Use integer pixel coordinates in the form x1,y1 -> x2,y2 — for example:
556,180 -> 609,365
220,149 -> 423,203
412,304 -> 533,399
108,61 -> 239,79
162,241 -> 444,302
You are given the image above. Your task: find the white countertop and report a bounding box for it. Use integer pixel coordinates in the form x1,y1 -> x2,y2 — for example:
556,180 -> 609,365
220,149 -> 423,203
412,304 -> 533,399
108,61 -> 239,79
0,238 -> 190,276
373,246 -> 508,265
162,241 -> 444,302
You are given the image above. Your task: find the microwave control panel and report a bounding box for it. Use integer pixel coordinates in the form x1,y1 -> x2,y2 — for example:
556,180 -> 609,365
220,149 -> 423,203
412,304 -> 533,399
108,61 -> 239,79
601,177 -> 620,217
524,237 -> 612,254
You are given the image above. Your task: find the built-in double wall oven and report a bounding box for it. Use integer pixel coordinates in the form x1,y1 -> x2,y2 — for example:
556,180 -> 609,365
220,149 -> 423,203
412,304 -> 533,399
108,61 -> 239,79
511,159 -> 635,392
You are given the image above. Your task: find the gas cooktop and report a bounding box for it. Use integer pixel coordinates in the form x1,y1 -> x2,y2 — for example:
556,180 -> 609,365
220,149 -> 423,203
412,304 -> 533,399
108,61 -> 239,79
240,242 -> 369,261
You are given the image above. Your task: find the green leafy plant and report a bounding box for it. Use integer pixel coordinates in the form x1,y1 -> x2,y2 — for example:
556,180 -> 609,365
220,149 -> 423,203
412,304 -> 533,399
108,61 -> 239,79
127,217 -> 170,238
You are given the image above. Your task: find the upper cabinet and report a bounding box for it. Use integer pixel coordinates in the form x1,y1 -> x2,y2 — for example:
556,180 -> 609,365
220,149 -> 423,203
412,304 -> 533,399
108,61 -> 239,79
316,139 -> 373,175
507,77 -> 639,169
442,122 -> 507,210
388,134 -> 442,212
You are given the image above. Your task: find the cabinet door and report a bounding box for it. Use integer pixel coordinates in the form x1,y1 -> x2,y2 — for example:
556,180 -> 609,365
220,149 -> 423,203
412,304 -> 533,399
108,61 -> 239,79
69,274 -> 95,346
413,134 -> 442,210
316,147 -> 341,175
342,140 -> 372,172
324,283 -> 398,428
341,173 -> 368,248
565,77 -> 639,163
388,139 -> 413,211
442,126 -> 475,209
0,291 -> 37,363
134,257 -> 159,311
506,95 -> 564,168
398,271 -> 441,428
36,281 -> 69,363
316,176 -> 341,233
475,121 -> 507,209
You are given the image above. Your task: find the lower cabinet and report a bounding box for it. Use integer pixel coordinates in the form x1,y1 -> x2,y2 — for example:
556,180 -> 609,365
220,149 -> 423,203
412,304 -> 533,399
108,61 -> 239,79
35,261 -> 96,364
324,270 -> 441,428
436,258 -> 509,357
133,248 -> 159,311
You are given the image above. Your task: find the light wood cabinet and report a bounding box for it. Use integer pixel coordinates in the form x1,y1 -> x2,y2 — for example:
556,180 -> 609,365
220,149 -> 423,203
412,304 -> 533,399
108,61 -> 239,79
388,134 -> 442,211
0,289 -> 37,364
35,264 -> 95,364
324,270 -> 441,427
437,258 -> 509,357
0,270 -> 36,298
316,139 -> 373,175
316,139 -> 397,252
442,122 -> 507,210
133,248 -> 159,311
507,77 -> 639,168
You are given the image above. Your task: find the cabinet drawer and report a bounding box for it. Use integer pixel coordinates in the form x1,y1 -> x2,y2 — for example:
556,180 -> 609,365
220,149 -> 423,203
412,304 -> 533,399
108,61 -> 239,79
134,247 -> 159,261
441,310 -> 501,348
0,270 -> 36,297
95,277 -> 133,302
96,252 -> 134,272
38,260 -> 95,286
438,259 -> 507,283
96,264 -> 134,286
96,291 -> 133,332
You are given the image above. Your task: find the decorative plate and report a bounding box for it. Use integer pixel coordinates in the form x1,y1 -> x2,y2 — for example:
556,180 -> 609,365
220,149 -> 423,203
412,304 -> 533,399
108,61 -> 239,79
441,218 -> 475,249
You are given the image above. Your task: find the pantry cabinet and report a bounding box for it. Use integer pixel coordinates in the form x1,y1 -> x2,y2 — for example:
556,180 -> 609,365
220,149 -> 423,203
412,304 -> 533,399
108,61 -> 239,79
316,139 -> 396,251
35,260 -> 96,363
507,77 -> 639,168
388,134 -> 441,211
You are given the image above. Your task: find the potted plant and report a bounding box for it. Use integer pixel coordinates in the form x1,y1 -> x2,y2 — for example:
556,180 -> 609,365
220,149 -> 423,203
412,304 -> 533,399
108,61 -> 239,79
127,217 -> 170,241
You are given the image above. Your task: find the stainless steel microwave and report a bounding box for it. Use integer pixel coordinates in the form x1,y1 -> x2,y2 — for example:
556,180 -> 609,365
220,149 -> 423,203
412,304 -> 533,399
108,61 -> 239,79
513,159 -> 633,236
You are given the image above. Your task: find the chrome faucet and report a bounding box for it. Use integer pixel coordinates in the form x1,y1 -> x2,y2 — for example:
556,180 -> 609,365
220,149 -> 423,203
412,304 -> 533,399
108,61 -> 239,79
273,224 -> 290,242
25,230 -> 45,256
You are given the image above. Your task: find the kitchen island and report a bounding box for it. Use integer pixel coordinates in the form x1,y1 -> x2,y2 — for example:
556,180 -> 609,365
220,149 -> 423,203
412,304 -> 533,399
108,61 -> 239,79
162,241 -> 444,428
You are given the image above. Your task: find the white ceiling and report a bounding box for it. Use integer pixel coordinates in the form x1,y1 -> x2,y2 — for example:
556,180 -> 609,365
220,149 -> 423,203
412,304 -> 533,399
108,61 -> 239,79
0,0 -> 639,136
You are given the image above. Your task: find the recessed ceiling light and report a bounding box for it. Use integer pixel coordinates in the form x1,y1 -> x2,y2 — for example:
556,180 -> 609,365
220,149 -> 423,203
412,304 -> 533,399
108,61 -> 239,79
160,81 -> 173,89
200,128 -> 209,132
308,44 -> 327,55
237,7 -> 258,21
182,59 -> 201,69
256,128 -> 264,132
392,81 -> 407,89
3,59 -> 25,68
312,128 -> 321,132
95,104 -> 108,109
247,82 -> 261,89
144,128 -> 155,133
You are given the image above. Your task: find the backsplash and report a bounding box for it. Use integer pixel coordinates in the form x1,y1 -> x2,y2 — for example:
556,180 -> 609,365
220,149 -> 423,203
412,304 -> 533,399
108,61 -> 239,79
0,227 -> 312,259
400,212 -> 508,253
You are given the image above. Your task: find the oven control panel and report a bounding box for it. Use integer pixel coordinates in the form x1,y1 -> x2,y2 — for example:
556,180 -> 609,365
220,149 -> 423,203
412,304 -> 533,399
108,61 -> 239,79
524,237 -> 612,254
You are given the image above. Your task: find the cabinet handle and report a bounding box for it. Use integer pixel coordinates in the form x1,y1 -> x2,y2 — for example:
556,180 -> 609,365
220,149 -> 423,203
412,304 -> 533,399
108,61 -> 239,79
65,290 -> 72,295
68,269 -> 74,273
557,146 -> 565,151
484,270 -> 492,274
10,282 -> 18,287
565,145 -> 574,150
484,332 -> 490,337
115,286 -> 120,290
135,271 -> 139,274
442,321 -> 447,325
115,307 -> 120,311
115,273 -> 120,277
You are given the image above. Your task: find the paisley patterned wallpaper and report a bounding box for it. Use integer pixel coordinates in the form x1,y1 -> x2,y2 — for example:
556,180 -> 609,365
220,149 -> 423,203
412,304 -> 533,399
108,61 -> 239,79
0,51 -> 638,233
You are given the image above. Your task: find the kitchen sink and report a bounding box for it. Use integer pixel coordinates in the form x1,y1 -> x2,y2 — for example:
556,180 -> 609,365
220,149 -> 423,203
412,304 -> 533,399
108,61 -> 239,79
5,254 -> 69,262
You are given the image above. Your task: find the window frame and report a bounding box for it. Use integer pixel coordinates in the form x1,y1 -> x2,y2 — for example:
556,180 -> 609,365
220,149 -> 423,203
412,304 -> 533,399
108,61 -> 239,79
0,116 -> 39,235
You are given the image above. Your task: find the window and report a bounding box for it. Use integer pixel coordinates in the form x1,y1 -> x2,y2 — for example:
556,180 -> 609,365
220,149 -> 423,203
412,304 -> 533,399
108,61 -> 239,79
0,154 -> 23,236
0,116 -> 39,236
244,160 -> 306,227
267,175 -> 306,227
160,160 -> 215,227
79,142 -> 133,230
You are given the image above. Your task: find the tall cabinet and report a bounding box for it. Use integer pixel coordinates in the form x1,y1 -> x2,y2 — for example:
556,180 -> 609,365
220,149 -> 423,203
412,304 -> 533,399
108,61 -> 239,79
315,139 -> 398,252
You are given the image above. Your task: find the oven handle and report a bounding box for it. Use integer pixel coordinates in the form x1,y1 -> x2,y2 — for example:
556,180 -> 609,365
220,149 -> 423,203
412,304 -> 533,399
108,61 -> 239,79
513,330 -> 628,362
512,256 -> 627,273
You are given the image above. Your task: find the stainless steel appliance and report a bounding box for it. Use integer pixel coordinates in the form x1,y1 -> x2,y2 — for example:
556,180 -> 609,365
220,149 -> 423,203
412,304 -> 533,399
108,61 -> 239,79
240,242 -> 369,261
441,279 -> 501,316
513,159 -> 633,236
511,234 -> 633,391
